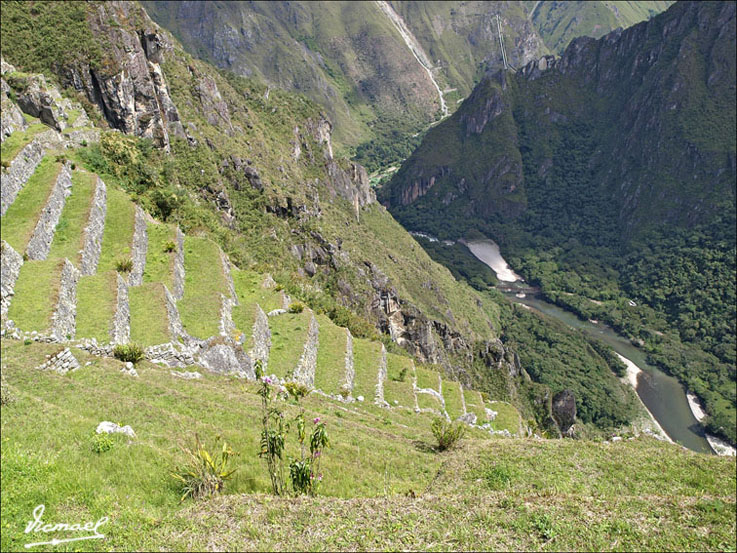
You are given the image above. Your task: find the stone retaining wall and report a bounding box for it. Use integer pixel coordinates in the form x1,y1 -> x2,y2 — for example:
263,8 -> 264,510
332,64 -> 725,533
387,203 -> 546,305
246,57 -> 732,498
220,249 -> 237,304
249,304 -> 271,372
0,241 -> 23,317
292,313 -> 319,388
80,177 -> 107,275
37,347 -> 80,375
172,227 -> 185,300
26,162 -> 73,260
51,259 -> 80,340
342,328 -> 355,396
1,138 -> 46,216
374,344 -> 388,406
128,205 -> 148,286
219,294 -> 235,337
111,273 -> 130,344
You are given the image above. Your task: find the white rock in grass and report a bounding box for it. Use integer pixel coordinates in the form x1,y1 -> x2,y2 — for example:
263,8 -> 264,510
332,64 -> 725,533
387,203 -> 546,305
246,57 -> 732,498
356,395 -> 364,402
96,421 -> 135,438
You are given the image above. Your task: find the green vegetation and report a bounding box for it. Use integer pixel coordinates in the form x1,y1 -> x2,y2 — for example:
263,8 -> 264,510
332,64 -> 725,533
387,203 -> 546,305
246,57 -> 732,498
171,435 -> 237,501
314,315 -> 348,395
383,354 -> 415,409
351,338 -> 382,401
75,271 -> 117,342
489,402 -> 523,436
441,379 -> 465,421
143,223 -> 177,289
463,388 -> 488,424
112,343 -> 145,364
128,283 -> 170,346
268,311 -> 311,379
178,237 -> 227,339
97,188 -> 136,273
419,238 -> 498,290
5,259 -> 64,331
431,417 -> 466,451
0,156 -> 61,252
0,0 -> 105,75
47,170 -> 97,263
0,121 -> 47,164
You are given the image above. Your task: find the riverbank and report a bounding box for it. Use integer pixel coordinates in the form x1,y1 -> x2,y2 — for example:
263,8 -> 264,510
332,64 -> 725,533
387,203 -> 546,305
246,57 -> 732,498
687,392 -> 736,456
615,353 -> 673,443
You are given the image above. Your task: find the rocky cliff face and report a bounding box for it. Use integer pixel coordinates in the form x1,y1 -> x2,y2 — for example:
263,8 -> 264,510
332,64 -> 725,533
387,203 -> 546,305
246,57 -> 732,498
382,1 -> 736,236
55,1 -> 185,150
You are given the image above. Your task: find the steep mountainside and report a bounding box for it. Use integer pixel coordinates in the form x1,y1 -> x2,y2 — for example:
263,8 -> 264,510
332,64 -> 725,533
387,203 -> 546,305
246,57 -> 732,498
382,1 -> 736,443
142,1 -> 672,172
525,1 -> 674,54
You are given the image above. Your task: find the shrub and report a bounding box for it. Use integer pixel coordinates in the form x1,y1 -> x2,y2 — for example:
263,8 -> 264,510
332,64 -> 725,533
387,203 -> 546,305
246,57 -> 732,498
91,433 -> 114,454
394,367 -> 409,382
288,302 -> 305,314
114,257 -> 133,273
171,434 -> 237,501
163,240 -> 176,253
431,417 -> 466,451
112,343 -> 144,364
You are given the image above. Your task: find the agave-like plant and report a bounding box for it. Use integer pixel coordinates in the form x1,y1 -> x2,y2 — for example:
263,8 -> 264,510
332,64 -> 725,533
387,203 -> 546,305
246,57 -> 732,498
171,434 -> 237,501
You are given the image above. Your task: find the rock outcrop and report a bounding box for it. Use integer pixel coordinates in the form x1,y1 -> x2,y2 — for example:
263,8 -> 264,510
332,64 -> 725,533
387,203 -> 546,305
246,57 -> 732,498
552,389 -> 577,436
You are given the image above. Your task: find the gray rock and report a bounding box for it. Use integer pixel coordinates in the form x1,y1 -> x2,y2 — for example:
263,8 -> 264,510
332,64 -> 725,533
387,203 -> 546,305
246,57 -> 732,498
171,370 -> 202,380
267,308 -> 287,317
0,241 -> 23,317
292,313 -> 319,388
128,205 -> 148,286
1,78 -> 27,141
96,421 -> 135,438
111,273 -> 130,344
172,227 -> 185,300
37,347 -> 80,374
80,177 -> 107,275
51,259 -> 80,341
15,73 -> 68,131
552,389 -> 577,434
1,138 -> 48,216
248,304 -> 271,373
341,328 -> 355,397
26,162 -> 73,260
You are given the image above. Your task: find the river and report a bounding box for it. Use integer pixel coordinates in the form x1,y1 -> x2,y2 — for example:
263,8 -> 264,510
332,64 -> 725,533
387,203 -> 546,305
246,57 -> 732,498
465,239 -> 714,454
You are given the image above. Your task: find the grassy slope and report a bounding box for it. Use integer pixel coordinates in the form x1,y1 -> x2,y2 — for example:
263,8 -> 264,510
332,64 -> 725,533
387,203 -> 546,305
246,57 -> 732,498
178,236 -> 227,339
0,121 -> 48,163
314,314 -> 348,395
351,338 -> 382,401
5,259 -> 65,332
1,156 -> 62,252
47,170 -> 97,264
268,311 -> 311,379
97,188 -> 136,273
142,223 -> 176,290
1,340 -> 733,552
75,271 -> 117,343
383,353 -> 415,409
128,283 -> 170,346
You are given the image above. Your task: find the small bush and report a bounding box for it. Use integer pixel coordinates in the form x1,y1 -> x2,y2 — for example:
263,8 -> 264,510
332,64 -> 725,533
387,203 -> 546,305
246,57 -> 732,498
91,433 -> 114,454
163,240 -> 176,253
431,417 -> 466,451
113,343 -> 144,364
171,435 -> 237,501
288,302 -> 305,314
394,367 -> 409,382
114,257 -> 133,273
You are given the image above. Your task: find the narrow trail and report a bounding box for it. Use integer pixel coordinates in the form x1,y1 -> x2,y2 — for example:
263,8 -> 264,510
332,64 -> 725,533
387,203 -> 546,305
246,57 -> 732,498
374,1 -> 448,118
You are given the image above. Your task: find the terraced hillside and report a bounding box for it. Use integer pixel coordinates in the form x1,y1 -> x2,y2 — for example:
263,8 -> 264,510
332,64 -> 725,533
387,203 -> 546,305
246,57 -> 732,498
0,89 -> 515,438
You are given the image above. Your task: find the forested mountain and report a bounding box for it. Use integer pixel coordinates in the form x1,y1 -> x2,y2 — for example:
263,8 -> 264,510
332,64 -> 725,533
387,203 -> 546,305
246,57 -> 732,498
382,0 -> 736,444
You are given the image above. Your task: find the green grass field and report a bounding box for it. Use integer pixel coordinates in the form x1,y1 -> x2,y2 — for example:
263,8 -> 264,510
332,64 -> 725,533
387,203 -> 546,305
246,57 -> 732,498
1,156 -> 61,252
383,353 -> 415,409
97,188 -> 136,273
232,269 -> 283,313
464,388 -> 488,424
143,223 -> 176,290
3,339 -> 731,552
351,338 -> 383,401
0,120 -> 47,164
178,236 -> 227,339
47,170 -> 97,264
441,379 -> 465,420
314,315 -> 348,395
75,271 -> 118,342
268,311 -> 311,379
490,401 -> 523,435
5,259 -> 65,332
129,283 -> 170,346
415,365 -> 440,392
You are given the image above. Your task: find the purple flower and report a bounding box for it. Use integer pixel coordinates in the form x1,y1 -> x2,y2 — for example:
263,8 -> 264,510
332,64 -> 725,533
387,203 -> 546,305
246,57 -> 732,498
261,376 -> 273,385
313,417 -> 320,424
313,450 -> 321,458
318,473 -> 323,481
